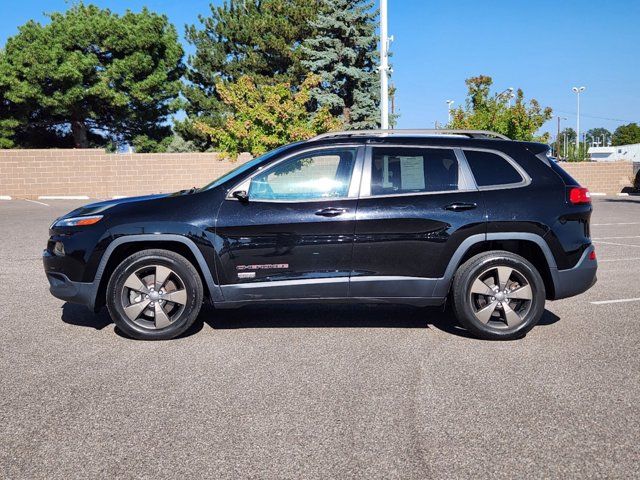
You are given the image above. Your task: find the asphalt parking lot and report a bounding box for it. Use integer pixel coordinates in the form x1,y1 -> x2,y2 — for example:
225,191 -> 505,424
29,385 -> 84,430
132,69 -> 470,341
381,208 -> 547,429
1,197 -> 639,479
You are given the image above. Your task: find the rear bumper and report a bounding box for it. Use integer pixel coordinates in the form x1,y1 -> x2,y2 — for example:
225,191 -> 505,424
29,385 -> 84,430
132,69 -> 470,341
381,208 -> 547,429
550,245 -> 597,300
44,250 -> 96,309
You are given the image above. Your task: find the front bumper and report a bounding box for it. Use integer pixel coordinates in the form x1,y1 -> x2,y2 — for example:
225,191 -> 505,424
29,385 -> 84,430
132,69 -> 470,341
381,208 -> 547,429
44,250 -> 96,309
551,245 -> 598,300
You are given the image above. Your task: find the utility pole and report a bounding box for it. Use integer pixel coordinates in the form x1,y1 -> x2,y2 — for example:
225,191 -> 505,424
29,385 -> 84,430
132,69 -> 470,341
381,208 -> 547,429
380,0 -> 390,129
556,116 -> 567,159
572,86 -> 586,150
446,100 -> 454,124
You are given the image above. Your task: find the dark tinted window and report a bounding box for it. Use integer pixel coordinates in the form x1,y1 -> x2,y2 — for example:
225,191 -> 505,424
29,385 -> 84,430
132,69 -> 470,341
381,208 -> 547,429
464,150 -> 523,187
549,160 -> 579,186
370,147 -> 459,195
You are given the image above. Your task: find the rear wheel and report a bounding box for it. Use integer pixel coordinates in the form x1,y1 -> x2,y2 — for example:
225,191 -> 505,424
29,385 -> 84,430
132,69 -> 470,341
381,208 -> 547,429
451,251 -> 546,340
106,249 -> 203,340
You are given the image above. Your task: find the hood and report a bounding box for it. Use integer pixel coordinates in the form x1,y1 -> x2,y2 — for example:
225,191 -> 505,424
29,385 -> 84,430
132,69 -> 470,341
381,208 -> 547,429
63,193 -> 174,218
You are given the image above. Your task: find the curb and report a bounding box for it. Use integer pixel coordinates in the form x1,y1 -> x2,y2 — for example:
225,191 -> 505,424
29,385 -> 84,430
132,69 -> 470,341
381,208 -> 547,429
38,195 -> 90,200
0,195 -> 12,200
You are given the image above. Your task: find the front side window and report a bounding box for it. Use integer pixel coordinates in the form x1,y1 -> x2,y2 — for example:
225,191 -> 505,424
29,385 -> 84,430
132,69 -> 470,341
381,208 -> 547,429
463,150 -> 524,187
248,148 -> 357,201
370,147 -> 460,196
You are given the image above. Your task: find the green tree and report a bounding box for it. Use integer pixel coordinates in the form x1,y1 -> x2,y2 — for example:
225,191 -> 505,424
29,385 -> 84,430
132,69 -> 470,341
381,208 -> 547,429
0,4 -> 184,150
612,123 -> 640,146
449,75 -> 552,142
301,0 -> 379,129
178,0 -> 320,148
196,75 -> 342,158
556,127 -> 576,158
586,127 -> 611,145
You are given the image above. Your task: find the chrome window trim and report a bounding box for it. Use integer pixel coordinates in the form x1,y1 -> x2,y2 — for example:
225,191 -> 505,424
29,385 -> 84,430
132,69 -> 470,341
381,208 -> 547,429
225,144 -> 365,203
460,147 -> 532,191
359,144 -> 478,200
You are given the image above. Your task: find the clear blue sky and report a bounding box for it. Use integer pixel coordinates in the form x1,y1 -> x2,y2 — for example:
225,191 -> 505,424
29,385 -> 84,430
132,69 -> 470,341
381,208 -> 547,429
2,0 -> 638,137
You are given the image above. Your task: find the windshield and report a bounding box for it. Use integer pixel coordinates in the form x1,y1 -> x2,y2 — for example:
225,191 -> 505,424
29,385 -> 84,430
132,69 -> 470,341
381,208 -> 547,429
198,144 -> 294,192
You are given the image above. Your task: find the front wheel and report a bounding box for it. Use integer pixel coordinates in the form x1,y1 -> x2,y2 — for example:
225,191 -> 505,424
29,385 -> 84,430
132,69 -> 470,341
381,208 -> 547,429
451,251 -> 546,340
106,249 -> 203,340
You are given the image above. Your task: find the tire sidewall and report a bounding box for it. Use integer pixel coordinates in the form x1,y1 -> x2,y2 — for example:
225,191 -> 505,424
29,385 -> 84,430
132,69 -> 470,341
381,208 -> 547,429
454,253 -> 546,340
106,251 -> 203,340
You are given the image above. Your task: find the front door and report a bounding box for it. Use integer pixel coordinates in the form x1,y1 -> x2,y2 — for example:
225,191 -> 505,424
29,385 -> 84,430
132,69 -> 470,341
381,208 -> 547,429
215,145 -> 364,302
350,144 -> 486,300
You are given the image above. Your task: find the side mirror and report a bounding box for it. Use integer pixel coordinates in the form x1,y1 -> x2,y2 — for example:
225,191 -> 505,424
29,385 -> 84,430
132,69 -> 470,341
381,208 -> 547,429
232,190 -> 249,202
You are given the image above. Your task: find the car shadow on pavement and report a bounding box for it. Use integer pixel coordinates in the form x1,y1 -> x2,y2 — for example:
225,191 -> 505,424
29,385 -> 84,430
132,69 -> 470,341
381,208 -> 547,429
203,304 -> 561,340
62,303 -> 113,330
61,302 -> 560,340
61,302 -> 206,340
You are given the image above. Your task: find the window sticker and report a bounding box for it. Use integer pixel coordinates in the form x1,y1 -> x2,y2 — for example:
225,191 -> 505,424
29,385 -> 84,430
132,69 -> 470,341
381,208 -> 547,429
382,156 -> 393,188
400,156 -> 425,190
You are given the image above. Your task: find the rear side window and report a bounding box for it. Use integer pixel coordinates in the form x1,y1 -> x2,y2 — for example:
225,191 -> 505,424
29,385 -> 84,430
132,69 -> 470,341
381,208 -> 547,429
370,147 -> 460,195
549,160 -> 579,186
464,150 -> 524,187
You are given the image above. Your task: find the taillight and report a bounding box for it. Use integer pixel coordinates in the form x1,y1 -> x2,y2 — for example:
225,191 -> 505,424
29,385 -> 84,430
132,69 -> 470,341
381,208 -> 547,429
568,187 -> 591,205
588,250 -> 596,261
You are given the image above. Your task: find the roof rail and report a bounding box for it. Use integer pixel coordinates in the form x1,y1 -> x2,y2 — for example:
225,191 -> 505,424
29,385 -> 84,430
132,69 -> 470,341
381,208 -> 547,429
311,129 -> 511,141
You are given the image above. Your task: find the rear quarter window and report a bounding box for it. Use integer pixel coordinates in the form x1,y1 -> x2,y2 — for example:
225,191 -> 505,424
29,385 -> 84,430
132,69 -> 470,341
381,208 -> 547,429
463,150 -> 525,187
548,160 -> 579,186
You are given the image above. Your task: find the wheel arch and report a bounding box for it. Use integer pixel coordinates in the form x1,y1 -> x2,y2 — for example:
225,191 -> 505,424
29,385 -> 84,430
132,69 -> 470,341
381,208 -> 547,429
93,234 -> 222,311
435,233 -> 558,299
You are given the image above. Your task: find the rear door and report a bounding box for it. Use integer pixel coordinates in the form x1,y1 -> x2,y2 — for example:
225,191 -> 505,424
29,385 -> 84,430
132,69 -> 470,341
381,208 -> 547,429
215,145 -> 364,302
350,144 -> 486,300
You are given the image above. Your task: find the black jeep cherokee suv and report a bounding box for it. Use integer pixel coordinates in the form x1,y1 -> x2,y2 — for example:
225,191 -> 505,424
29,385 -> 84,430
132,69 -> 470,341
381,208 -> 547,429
44,129 -> 597,340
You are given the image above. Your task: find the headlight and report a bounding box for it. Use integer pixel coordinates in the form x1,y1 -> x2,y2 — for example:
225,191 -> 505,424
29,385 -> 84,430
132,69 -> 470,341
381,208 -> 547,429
54,215 -> 103,227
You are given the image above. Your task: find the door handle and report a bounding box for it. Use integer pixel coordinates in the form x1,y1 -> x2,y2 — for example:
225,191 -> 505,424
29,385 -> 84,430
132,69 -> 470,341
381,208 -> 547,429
315,207 -> 347,217
444,202 -> 477,212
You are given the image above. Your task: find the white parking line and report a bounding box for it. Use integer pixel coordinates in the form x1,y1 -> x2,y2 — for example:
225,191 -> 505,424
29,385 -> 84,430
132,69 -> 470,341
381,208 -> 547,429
599,257 -> 640,263
23,199 -> 50,207
593,236 -> 640,240
593,240 -> 640,249
591,297 -> 640,305
592,222 -> 640,226
38,195 -> 89,200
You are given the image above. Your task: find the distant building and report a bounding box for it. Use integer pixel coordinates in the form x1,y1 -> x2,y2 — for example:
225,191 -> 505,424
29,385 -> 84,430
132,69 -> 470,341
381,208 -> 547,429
588,143 -> 640,162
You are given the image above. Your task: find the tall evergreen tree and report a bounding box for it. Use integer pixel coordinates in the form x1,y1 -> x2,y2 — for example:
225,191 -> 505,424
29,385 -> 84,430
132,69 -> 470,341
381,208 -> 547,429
301,0 -> 379,130
178,0 -> 320,148
0,4 -> 184,151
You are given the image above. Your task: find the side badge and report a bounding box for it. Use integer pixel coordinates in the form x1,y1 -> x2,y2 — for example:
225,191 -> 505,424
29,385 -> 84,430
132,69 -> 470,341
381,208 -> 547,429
238,272 -> 256,279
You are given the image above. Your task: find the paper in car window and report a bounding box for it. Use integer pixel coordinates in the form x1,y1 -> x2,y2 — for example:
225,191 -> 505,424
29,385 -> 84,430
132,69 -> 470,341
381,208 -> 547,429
383,156 -> 393,188
400,156 -> 425,190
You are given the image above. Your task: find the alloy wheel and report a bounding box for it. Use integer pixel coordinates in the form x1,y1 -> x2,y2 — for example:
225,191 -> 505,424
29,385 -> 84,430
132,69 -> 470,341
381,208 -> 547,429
120,264 -> 188,329
468,265 -> 533,329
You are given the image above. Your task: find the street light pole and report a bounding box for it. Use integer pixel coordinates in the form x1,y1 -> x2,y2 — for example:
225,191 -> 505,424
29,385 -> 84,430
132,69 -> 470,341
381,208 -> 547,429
446,100 -> 454,124
572,86 -> 586,150
380,0 -> 390,129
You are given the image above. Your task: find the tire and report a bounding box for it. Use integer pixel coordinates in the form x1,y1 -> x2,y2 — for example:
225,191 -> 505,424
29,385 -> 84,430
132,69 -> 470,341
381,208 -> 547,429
106,249 -> 203,340
451,251 -> 546,340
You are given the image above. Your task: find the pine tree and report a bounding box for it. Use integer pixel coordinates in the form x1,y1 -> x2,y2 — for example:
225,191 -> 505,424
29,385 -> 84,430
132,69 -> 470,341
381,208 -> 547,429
178,0 -> 320,148
301,0 -> 379,130
0,4 -> 184,150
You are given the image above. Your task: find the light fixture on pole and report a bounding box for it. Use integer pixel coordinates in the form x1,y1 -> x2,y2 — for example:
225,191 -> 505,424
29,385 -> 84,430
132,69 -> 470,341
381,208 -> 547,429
446,100 -> 454,124
379,0 -> 392,130
572,86 -> 586,150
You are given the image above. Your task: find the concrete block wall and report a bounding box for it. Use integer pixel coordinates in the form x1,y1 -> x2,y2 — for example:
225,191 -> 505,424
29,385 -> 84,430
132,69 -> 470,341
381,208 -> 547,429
0,149 -> 636,199
561,161 -> 635,195
0,149 -> 251,199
